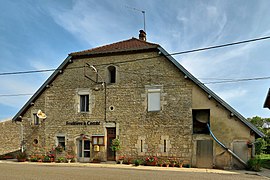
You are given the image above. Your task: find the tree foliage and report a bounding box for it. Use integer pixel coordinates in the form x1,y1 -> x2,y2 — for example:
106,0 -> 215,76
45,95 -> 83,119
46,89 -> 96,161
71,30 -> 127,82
248,116 -> 270,154
247,116 -> 270,137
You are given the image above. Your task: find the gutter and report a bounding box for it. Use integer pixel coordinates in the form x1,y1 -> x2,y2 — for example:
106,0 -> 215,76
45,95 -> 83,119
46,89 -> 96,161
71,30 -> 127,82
207,124 -> 247,167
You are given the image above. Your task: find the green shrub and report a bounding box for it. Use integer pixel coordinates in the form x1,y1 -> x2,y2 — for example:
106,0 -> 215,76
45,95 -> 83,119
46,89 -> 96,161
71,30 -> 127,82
247,156 -> 262,172
134,159 -> 142,166
255,138 -> 266,155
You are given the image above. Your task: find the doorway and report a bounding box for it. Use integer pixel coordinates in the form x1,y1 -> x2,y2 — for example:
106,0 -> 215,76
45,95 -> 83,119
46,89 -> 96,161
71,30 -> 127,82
232,141 -> 248,169
196,140 -> 213,168
77,139 -> 91,162
107,128 -> 116,161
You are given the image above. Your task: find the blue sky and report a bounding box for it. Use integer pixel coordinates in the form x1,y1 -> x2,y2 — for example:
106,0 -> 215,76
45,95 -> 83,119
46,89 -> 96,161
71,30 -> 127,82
1,0 -> 270,120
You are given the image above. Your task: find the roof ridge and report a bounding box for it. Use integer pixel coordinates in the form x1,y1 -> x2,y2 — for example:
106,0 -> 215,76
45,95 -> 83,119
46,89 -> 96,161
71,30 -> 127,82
70,37 -> 159,56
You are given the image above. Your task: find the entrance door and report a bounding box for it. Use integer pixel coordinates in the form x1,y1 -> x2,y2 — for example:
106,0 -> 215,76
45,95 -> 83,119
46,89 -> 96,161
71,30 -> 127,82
107,128 -> 116,161
77,139 -> 91,162
196,140 -> 213,168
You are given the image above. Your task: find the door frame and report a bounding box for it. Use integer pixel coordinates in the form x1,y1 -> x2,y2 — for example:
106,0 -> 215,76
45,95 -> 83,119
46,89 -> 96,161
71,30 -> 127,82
76,138 -> 91,162
106,127 -> 116,161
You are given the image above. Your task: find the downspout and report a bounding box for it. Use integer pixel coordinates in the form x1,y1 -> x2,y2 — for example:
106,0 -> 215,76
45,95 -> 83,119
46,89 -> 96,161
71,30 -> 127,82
207,124 -> 247,167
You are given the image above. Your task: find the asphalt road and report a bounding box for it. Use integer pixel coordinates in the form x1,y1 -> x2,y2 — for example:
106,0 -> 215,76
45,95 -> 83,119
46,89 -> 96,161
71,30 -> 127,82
0,162 -> 267,180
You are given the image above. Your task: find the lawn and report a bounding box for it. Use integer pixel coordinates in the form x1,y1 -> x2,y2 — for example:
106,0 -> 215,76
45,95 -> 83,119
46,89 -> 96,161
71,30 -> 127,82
259,154 -> 270,169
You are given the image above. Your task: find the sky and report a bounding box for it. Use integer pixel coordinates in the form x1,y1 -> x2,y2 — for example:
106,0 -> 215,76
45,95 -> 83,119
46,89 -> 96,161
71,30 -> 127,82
1,0 -> 270,121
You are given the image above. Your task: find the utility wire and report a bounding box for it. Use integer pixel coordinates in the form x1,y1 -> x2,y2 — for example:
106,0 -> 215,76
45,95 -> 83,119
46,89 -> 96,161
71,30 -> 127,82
0,93 -> 33,97
0,35 -> 270,76
170,35 -> 270,56
204,76 -> 270,84
2,75 -> 270,97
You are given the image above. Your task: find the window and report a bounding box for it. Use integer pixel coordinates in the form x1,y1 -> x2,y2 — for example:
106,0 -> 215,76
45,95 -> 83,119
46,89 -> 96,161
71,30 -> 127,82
92,136 -> 104,145
80,95 -> 89,112
193,109 -> 210,134
147,89 -> 161,112
164,139 -> 167,152
57,136 -> 65,149
33,113 -> 40,125
140,140 -> 143,152
107,66 -> 116,84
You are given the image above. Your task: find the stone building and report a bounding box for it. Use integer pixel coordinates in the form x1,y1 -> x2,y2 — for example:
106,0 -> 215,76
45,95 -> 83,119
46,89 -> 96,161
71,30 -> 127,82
11,30 -> 264,169
0,119 -> 21,155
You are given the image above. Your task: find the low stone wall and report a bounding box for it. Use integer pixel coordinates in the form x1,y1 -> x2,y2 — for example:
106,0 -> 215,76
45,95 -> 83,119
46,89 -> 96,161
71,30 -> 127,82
0,119 -> 21,155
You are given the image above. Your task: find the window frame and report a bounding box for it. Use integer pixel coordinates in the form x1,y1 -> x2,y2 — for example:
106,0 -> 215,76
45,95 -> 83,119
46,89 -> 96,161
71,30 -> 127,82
80,94 -> 89,112
57,136 -> 66,150
107,66 -> 117,84
33,113 -> 40,125
77,89 -> 91,114
147,88 -> 161,112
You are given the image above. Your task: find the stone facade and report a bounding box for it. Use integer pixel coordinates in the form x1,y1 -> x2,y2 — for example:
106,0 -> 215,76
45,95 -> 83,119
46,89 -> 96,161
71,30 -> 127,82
6,36 -> 262,169
0,119 -> 20,155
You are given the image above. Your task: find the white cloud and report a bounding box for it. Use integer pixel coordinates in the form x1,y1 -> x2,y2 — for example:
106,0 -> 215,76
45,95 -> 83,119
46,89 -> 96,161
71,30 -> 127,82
215,88 -> 247,102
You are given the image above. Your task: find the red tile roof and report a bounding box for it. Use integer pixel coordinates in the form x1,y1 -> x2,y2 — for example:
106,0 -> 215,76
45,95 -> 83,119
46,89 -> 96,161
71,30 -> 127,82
70,38 -> 159,56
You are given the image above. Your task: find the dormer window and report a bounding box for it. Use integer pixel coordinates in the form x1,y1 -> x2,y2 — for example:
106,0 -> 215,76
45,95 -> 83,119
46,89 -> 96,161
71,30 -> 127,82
107,66 -> 116,84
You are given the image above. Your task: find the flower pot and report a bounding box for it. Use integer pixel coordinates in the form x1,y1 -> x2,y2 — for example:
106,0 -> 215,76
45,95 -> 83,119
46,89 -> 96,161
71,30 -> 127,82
146,162 -> 157,166
17,158 -> 26,162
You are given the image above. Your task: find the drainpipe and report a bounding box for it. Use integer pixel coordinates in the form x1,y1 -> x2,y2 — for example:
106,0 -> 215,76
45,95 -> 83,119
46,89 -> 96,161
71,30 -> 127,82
207,124 -> 247,167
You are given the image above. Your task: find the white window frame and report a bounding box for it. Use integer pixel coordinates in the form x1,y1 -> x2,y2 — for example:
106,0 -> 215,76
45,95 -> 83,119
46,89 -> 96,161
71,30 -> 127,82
147,88 -> 161,112
77,89 -> 91,113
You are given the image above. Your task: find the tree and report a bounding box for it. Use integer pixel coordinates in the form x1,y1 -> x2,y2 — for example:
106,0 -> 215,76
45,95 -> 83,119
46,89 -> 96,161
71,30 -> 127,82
247,116 -> 270,137
248,116 -> 270,154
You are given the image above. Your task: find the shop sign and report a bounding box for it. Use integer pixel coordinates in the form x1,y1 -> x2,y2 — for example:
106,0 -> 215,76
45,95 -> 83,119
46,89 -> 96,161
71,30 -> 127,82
66,121 -> 100,126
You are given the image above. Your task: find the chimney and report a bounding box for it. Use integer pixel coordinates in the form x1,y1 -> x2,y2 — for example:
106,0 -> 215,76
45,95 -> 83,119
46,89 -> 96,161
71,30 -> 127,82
139,30 -> 146,41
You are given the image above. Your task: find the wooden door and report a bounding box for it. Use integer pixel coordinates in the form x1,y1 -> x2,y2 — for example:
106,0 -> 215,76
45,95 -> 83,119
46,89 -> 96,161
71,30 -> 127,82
232,141 -> 248,169
196,140 -> 213,168
107,128 -> 116,161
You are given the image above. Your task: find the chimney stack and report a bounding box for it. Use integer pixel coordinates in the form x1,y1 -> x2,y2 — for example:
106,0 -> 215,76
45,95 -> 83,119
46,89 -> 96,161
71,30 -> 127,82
139,30 -> 146,41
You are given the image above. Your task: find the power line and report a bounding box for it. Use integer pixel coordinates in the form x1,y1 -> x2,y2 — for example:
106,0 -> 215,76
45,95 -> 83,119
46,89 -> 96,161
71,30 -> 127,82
2,75 -> 270,97
170,35 -> 270,56
0,69 -> 57,76
0,93 -> 33,97
204,76 -> 270,84
0,35 -> 270,76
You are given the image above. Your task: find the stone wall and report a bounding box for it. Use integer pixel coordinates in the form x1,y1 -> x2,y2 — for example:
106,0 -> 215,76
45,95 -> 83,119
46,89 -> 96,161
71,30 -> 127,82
0,119 -> 21,155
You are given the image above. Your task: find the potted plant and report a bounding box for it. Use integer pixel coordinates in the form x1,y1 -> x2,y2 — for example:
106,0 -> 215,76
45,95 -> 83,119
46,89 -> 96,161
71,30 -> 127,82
29,155 -> 38,162
118,155 -> 125,164
56,157 -> 65,163
16,151 -> 27,162
178,160 -> 184,168
157,159 -> 163,167
43,155 -> 51,163
66,154 -> 74,163
145,156 -> 158,166
134,159 -> 142,166
163,159 -> 170,167
111,139 -> 121,152
169,158 -> 177,167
